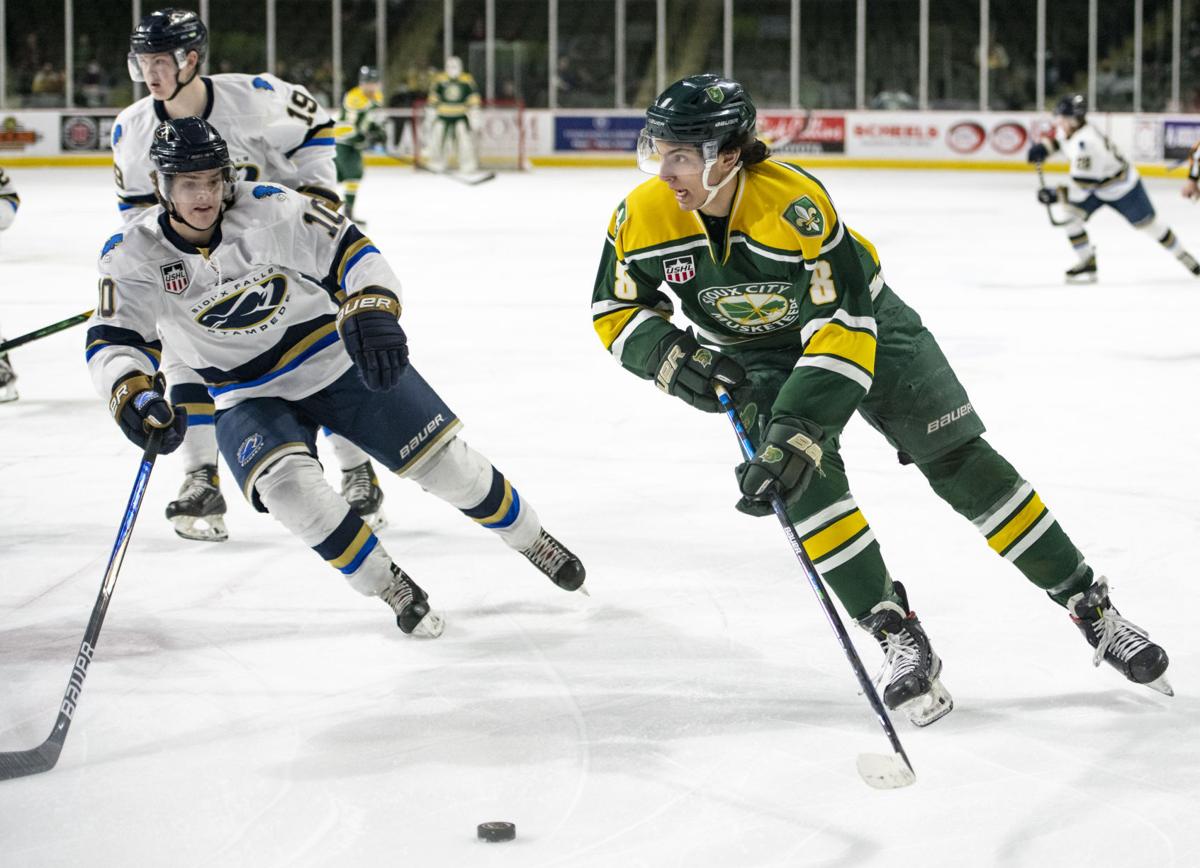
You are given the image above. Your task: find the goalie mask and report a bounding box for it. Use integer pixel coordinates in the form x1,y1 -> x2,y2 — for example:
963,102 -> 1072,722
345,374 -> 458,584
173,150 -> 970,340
150,117 -> 236,229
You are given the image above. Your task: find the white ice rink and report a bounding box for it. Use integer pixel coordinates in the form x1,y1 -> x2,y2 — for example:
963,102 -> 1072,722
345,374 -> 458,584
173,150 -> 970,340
1,164 -> 1197,867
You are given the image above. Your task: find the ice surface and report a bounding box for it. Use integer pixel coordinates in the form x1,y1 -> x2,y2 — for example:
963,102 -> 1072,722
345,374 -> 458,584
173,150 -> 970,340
1,165 -> 1197,867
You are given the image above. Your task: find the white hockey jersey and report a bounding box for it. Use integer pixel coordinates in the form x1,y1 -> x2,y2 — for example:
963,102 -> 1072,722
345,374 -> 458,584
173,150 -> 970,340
87,182 -> 399,411
1053,122 -> 1139,202
0,166 -> 18,231
111,73 -> 336,220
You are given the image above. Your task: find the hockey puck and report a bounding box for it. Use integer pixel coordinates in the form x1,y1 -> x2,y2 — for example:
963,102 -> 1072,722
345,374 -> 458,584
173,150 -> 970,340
477,821 -> 516,842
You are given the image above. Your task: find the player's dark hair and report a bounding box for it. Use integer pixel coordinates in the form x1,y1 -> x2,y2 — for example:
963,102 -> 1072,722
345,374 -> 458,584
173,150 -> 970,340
726,131 -> 771,166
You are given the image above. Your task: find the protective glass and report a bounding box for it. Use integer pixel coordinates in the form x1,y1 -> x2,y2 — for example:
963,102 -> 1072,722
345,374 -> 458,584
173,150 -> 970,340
127,48 -> 188,83
636,131 -> 708,177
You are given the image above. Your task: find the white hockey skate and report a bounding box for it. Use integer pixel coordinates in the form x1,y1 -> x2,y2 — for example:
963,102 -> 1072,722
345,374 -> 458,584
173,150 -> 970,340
859,582 -> 953,727
340,460 -> 387,531
1065,255 -> 1098,284
380,565 -> 444,637
165,465 -> 229,542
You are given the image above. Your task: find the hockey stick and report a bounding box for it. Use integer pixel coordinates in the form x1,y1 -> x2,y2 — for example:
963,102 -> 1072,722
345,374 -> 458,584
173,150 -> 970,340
713,384 -> 916,790
0,310 -> 94,354
0,428 -> 164,780
1035,163 -> 1071,227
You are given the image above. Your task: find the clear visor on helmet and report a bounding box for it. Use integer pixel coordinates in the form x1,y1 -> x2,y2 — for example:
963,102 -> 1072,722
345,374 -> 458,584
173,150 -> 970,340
636,130 -> 718,177
127,47 -> 190,83
158,166 -> 236,207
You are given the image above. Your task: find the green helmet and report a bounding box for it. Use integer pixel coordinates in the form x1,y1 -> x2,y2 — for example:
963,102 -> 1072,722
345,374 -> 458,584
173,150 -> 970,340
644,74 -> 757,148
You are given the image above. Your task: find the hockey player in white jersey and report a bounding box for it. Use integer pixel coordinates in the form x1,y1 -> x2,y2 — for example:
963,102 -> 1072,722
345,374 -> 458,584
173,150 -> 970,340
1027,94 -> 1200,282
0,166 -> 20,402
87,117 -> 586,634
116,7 -> 386,540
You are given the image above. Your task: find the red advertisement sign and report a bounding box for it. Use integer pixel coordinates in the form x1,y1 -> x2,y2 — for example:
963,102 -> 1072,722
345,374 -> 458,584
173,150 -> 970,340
758,113 -> 846,155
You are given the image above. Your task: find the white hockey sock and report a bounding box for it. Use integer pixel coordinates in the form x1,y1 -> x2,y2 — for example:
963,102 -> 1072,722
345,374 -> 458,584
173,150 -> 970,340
179,423 -> 219,474
1064,219 -> 1094,262
325,431 -> 372,471
408,435 -> 540,551
1142,220 -> 1184,256
255,453 -> 393,595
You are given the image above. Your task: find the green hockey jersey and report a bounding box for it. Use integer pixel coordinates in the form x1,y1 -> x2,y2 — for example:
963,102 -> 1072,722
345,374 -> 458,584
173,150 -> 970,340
592,158 -> 885,435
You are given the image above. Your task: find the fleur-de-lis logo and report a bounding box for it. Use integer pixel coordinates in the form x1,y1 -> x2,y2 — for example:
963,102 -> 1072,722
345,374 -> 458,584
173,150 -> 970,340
787,197 -> 825,236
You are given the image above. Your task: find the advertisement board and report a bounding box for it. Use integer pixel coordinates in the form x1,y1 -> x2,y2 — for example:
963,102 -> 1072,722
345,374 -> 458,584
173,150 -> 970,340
0,112 -> 60,156
845,112 -> 1048,161
554,115 -> 643,152
758,113 -> 845,155
61,114 -> 118,151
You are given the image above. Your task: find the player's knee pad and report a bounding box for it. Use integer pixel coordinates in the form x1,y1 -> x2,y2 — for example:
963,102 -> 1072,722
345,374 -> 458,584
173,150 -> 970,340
407,435 -> 492,507
254,453 -> 347,544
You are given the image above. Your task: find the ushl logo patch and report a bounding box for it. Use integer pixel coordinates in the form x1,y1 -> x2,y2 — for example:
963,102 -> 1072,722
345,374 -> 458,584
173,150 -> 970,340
161,260 -> 190,295
664,255 -> 696,284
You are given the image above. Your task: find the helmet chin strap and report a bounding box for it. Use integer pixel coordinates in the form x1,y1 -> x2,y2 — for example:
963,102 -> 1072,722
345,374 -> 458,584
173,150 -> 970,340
699,159 -> 742,211
167,55 -> 199,101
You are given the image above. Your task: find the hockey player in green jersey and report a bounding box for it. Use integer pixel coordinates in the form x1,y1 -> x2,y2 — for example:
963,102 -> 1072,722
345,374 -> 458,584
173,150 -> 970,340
334,65 -> 386,224
423,56 -> 487,179
593,74 -> 1172,725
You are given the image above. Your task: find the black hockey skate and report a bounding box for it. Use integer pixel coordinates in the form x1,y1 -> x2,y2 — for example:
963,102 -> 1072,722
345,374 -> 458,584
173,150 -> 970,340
1065,255 -> 1098,284
1067,579 -> 1172,696
380,564 -> 444,637
165,464 -> 229,542
340,460 -> 387,531
0,350 -> 18,403
521,529 -> 587,593
859,582 -> 953,727
1178,251 -> 1200,276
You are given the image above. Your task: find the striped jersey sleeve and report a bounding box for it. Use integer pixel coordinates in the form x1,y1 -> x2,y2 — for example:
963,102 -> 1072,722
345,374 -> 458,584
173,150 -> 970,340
591,200 -> 679,379
772,165 -> 878,434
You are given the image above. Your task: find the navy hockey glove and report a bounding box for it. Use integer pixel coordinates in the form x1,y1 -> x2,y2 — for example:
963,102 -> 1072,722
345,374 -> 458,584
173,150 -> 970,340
109,372 -> 187,454
1027,142 -> 1049,163
734,416 -> 824,517
653,329 -> 745,413
337,286 -> 408,391
1037,186 -> 1065,205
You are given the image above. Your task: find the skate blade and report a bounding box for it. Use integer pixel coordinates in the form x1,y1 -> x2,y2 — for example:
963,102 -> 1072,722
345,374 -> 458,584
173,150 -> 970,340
0,386 -> 18,403
575,582 -> 590,597
1065,273 -> 1098,284
898,678 -> 954,727
410,610 -> 445,639
171,514 -> 230,543
1143,674 -> 1174,697
856,752 -> 916,789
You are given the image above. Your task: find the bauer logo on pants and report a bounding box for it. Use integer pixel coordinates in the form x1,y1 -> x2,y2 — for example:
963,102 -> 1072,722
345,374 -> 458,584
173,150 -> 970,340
664,255 -> 696,284
160,260 -> 190,295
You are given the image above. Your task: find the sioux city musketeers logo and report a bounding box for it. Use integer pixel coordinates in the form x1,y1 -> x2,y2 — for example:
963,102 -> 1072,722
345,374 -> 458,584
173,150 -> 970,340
663,254 -> 696,284
160,260 -> 190,294
786,197 -> 824,237
699,283 -> 801,335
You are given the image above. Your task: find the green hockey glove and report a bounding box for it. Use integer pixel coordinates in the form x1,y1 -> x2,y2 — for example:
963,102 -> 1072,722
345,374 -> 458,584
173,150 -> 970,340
653,329 -> 745,413
734,416 -> 824,516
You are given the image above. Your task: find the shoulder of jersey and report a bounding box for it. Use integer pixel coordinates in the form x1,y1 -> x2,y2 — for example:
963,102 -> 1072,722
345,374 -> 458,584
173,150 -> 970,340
615,175 -> 698,253
111,97 -> 158,151
745,159 -> 836,246
457,73 -> 477,85
343,87 -> 372,111
212,71 -> 282,94
235,180 -> 304,217
98,209 -> 162,272
432,72 -> 451,84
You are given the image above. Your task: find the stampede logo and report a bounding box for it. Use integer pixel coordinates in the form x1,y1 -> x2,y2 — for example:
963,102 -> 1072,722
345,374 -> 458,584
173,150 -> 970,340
193,271 -> 289,332
787,197 -> 824,236
699,283 -> 801,335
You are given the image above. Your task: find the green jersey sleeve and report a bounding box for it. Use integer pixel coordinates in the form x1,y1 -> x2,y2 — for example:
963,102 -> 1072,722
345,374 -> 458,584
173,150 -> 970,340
591,200 -> 680,379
